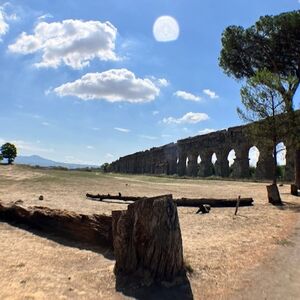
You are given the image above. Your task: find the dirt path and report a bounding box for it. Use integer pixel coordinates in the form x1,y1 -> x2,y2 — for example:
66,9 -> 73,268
232,212 -> 300,300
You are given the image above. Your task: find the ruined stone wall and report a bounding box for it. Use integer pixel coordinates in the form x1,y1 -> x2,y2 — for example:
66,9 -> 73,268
108,114 -> 299,181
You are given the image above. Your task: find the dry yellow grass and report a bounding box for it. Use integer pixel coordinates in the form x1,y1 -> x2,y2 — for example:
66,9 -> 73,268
0,165 -> 298,299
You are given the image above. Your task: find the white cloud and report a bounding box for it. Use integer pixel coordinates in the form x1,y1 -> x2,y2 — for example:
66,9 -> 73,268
203,89 -> 219,99
152,110 -> 159,115
157,78 -> 169,87
0,7 -> 9,38
114,127 -> 130,133
9,19 -> 118,69
42,121 -> 50,126
163,112 -> 209,125
198,128 -> 215,135
54,69 -> 160,103
38,14 -> 53,21
0,138 -> 54,154
86,145 -> 94,150
174,90 -> 201,102
106,153 -> 114,158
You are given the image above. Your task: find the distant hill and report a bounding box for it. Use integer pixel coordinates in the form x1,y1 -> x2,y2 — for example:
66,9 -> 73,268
14,155 -> 98,169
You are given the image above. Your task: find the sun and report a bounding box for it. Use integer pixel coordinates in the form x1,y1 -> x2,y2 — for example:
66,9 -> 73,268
153,15 -> 180,42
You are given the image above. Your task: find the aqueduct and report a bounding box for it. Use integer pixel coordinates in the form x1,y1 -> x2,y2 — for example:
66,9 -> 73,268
108,115 -> 299,181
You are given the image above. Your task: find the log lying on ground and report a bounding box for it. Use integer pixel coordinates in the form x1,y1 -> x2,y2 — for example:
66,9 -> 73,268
86,193 -> 145,202
0,200 -> 113,247
174,197 -> 253,207
112,194 -> 186,287
86,193 -> 254,207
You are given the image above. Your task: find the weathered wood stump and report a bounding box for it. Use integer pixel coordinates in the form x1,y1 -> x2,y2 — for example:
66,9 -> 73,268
291,184 -> 299,196
267,184 -> 282,205
112,195 -> 185,287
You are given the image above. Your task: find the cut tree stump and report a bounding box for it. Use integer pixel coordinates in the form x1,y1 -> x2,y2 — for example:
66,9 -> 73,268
267,184 -> 282,205
291,184 -> 299,196
112,194 -> 186,286
0,200 -> 113,246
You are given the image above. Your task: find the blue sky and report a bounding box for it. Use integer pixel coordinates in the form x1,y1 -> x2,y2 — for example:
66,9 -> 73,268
0,0 -> 298,165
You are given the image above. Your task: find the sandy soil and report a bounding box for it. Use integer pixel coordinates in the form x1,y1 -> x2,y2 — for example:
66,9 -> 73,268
0,165 -> 299,299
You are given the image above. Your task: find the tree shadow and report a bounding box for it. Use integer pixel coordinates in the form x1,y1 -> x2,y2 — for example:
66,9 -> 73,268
0,219 -> 114,260
115,275 -> 194,300
276,202 -> 300,213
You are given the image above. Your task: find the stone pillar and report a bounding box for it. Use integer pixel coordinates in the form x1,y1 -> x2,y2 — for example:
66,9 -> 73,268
214,150 -> 230,177
167,158 -> 177,175
198,151 -> 214,177
256,147 -> 274,180
231,147 -> 250,178
285,146 -> 295,182
186,153 -> 198,177
177,152 -> 187,176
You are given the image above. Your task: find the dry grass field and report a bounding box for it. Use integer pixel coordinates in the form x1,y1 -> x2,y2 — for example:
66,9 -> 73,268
0,165 -> 299,299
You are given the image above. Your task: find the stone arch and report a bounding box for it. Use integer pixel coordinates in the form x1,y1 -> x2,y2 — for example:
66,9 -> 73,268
211,153 -> 217,165
227,149 -> 236,169
276,142 -> 286,166
186,156 -> 189,168
248,146 -> 260,178
197,154 -> 201,164
276,142 -> 286,180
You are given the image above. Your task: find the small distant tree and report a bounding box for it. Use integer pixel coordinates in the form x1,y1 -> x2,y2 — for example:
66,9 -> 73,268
1,143 -> 17,164
237,70 -> 288,203
100,163 -> 109,173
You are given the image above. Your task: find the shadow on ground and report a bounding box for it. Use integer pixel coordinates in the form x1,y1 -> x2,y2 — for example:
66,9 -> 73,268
277,202 -> 300,213
115,275 -> 194,300
0,220 -> 114,260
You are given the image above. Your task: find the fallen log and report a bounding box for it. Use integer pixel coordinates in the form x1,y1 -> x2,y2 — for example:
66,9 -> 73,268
86,193 -> 254,207
86,193 -> 145,202
0,200 -> 113,247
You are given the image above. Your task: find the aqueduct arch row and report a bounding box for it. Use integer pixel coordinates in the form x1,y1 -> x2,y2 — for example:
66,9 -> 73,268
108,120 -> 297,181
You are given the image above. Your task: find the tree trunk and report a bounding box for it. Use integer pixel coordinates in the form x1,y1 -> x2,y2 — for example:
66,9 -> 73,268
273,141 -> 278,185
112,195 -> 185,286
295,149 -> 300,189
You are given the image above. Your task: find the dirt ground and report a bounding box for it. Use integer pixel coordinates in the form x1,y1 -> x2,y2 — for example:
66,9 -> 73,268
0,165 -> 299,300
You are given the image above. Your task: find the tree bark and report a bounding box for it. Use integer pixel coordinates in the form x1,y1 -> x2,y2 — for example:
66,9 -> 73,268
112,195 -> 185,286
